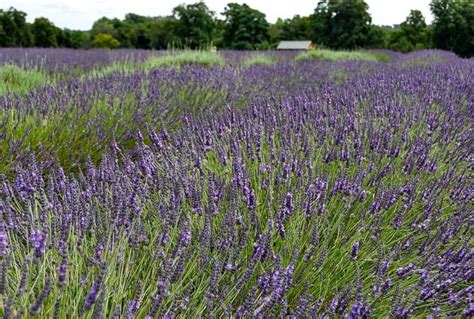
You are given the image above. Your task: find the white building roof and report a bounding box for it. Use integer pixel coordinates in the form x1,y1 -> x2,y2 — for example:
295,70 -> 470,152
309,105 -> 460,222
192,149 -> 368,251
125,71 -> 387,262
277,41 -> 312,50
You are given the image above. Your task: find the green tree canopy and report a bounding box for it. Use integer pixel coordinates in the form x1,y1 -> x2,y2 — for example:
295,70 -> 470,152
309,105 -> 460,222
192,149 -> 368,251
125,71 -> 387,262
272,15 -> 313,43
149,17 -> 179,49
222,3 -> 270,50
388,10 -> 431,52
173,2 -> 216,49
430,0 -> 474,57
92,33 -> 120,48
312,0 -> 373,49
62,29 -> 91,48
32,17 -> 60,47
91,17 -> 119,40
0,8 -> 33,47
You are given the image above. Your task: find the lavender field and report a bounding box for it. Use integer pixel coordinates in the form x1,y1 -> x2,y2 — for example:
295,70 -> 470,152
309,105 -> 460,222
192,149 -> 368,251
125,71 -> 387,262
0,48 -> 472,318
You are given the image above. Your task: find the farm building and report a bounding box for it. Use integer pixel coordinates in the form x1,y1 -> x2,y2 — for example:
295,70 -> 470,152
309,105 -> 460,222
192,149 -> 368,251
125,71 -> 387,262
277,40 -> 314,50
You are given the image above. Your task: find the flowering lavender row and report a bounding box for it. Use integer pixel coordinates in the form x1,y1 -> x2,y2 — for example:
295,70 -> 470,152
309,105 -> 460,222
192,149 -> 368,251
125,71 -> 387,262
0,48 -> 154,73
0,50 -> 473,317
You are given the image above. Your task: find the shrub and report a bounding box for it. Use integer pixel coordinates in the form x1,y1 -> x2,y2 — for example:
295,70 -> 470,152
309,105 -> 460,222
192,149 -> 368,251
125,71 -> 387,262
145,51 -> 225,69
92,33 -> 120,49
0,64 -> 50,95
243,54 -> 275,66
295,49 -> 390,62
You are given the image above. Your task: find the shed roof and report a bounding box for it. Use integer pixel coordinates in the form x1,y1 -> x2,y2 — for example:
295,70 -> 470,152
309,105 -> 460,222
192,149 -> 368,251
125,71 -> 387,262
277,41 -> 312,50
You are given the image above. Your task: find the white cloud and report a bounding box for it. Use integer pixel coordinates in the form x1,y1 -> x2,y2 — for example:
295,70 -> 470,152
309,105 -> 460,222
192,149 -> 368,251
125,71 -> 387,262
2,0 -> 433,31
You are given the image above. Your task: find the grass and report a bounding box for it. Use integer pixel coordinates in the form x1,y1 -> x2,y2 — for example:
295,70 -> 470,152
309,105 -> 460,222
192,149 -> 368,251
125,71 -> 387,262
243,54 -> 275,67
0,64 -> 50,96
83,51 -> 225,80
295,49 -> 390,62
144,51 -> 225,69
84,61 -> 138,79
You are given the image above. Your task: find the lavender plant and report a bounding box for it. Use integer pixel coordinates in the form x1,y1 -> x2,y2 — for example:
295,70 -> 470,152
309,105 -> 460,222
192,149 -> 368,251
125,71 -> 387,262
0,48 -> 472,318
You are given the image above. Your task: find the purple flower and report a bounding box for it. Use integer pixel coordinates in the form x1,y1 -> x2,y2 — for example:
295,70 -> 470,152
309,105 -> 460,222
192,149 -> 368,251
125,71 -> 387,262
351,242 -> 360,260
0,229 -> 7,256
57,258 -> 68,287
397,263 -> 415,277
85,265 -> 106,310
29,279 -> 51,314
179,228 -> 191,246
29,229 -> 47,259
346,300 -> 370,318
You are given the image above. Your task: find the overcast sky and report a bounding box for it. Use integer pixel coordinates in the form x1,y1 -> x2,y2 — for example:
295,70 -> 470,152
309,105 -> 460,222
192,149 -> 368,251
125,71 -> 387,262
2,0 -> 433,31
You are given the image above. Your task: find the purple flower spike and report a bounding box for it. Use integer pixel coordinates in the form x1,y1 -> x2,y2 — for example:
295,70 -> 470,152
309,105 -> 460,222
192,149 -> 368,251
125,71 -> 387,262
351,242 -> 360,260
0,229 -> 8,257
29,229 -> 47,259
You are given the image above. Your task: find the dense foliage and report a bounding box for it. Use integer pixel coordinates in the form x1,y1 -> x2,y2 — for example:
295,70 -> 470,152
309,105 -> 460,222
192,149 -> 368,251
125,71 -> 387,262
1,1 -> 473,56
387,10 -> 432,53
0,48 -> 472,318
430,0 -> 474,57
221,3 -> 270,50
311,0 -> 373,49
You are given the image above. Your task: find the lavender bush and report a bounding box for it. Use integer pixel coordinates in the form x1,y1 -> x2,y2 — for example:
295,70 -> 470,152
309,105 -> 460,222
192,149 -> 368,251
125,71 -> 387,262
0,49 -> 472,318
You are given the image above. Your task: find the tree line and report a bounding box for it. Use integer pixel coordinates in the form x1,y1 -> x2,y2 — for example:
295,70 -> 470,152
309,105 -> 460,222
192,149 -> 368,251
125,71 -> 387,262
0,0 -> 473,57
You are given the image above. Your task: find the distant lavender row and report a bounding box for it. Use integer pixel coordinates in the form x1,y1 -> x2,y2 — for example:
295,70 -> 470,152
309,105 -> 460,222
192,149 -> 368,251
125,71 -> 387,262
2,50 -> 472,113
0,48 -> 465,74
0,48 -> 154,72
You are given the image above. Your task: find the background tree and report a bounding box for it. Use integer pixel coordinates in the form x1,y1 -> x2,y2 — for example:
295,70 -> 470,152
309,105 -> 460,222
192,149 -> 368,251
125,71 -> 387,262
222,3 -> 270,49
430,0 -> 474,57
91,17 -> 118,41
173,2 -> 216,49
366,25 -> 393,48
0,8 -> 33,47
92,33 -> 120,48
0,8 -> 18,46
123,14 -> 152,49
271,15 -> 312,43
10,8 -> 33,46
62,29 -> 91,48
149,17 -> 179,49
388,10 -> 431,52
311,0 -> 373,49
32,17 -> 59,47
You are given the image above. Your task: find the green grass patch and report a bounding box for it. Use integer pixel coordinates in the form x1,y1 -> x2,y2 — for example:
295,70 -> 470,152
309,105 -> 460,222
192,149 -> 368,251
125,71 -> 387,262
144,51 -> 225,69
243,54 -> 275,67
295,49 -> 390,62
0,64 -> 50,96
84,51 -> 225,80
84,61 -> 139,79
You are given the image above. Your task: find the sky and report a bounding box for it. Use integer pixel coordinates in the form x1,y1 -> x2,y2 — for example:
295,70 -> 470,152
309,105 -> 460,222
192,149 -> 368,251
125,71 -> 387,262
2,0 -> 433,31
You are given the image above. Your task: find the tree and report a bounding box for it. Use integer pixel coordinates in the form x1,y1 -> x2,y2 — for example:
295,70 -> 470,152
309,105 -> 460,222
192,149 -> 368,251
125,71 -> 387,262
63,29 -> 91,48
92,33 -> 120,48
271,15 -> 312,44
0,8 -> 33,47
387,10 -> 431,52
311,0 -> 373,49
430,0 -> 474,57
124,14 -> 151,49
91,17 -> 118,40
149,17 -> 179,49
0,9 -> 18,46
366,25 -> 392,49
10,8 -> 33,46
173,2 -> 216,49
32,17 -> 59,47
401,10 -> 430,49
222,3 -> 270,50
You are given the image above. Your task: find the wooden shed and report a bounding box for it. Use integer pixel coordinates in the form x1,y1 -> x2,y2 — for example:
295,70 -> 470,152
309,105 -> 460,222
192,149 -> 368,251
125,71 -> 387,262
277,41 -> 314,50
